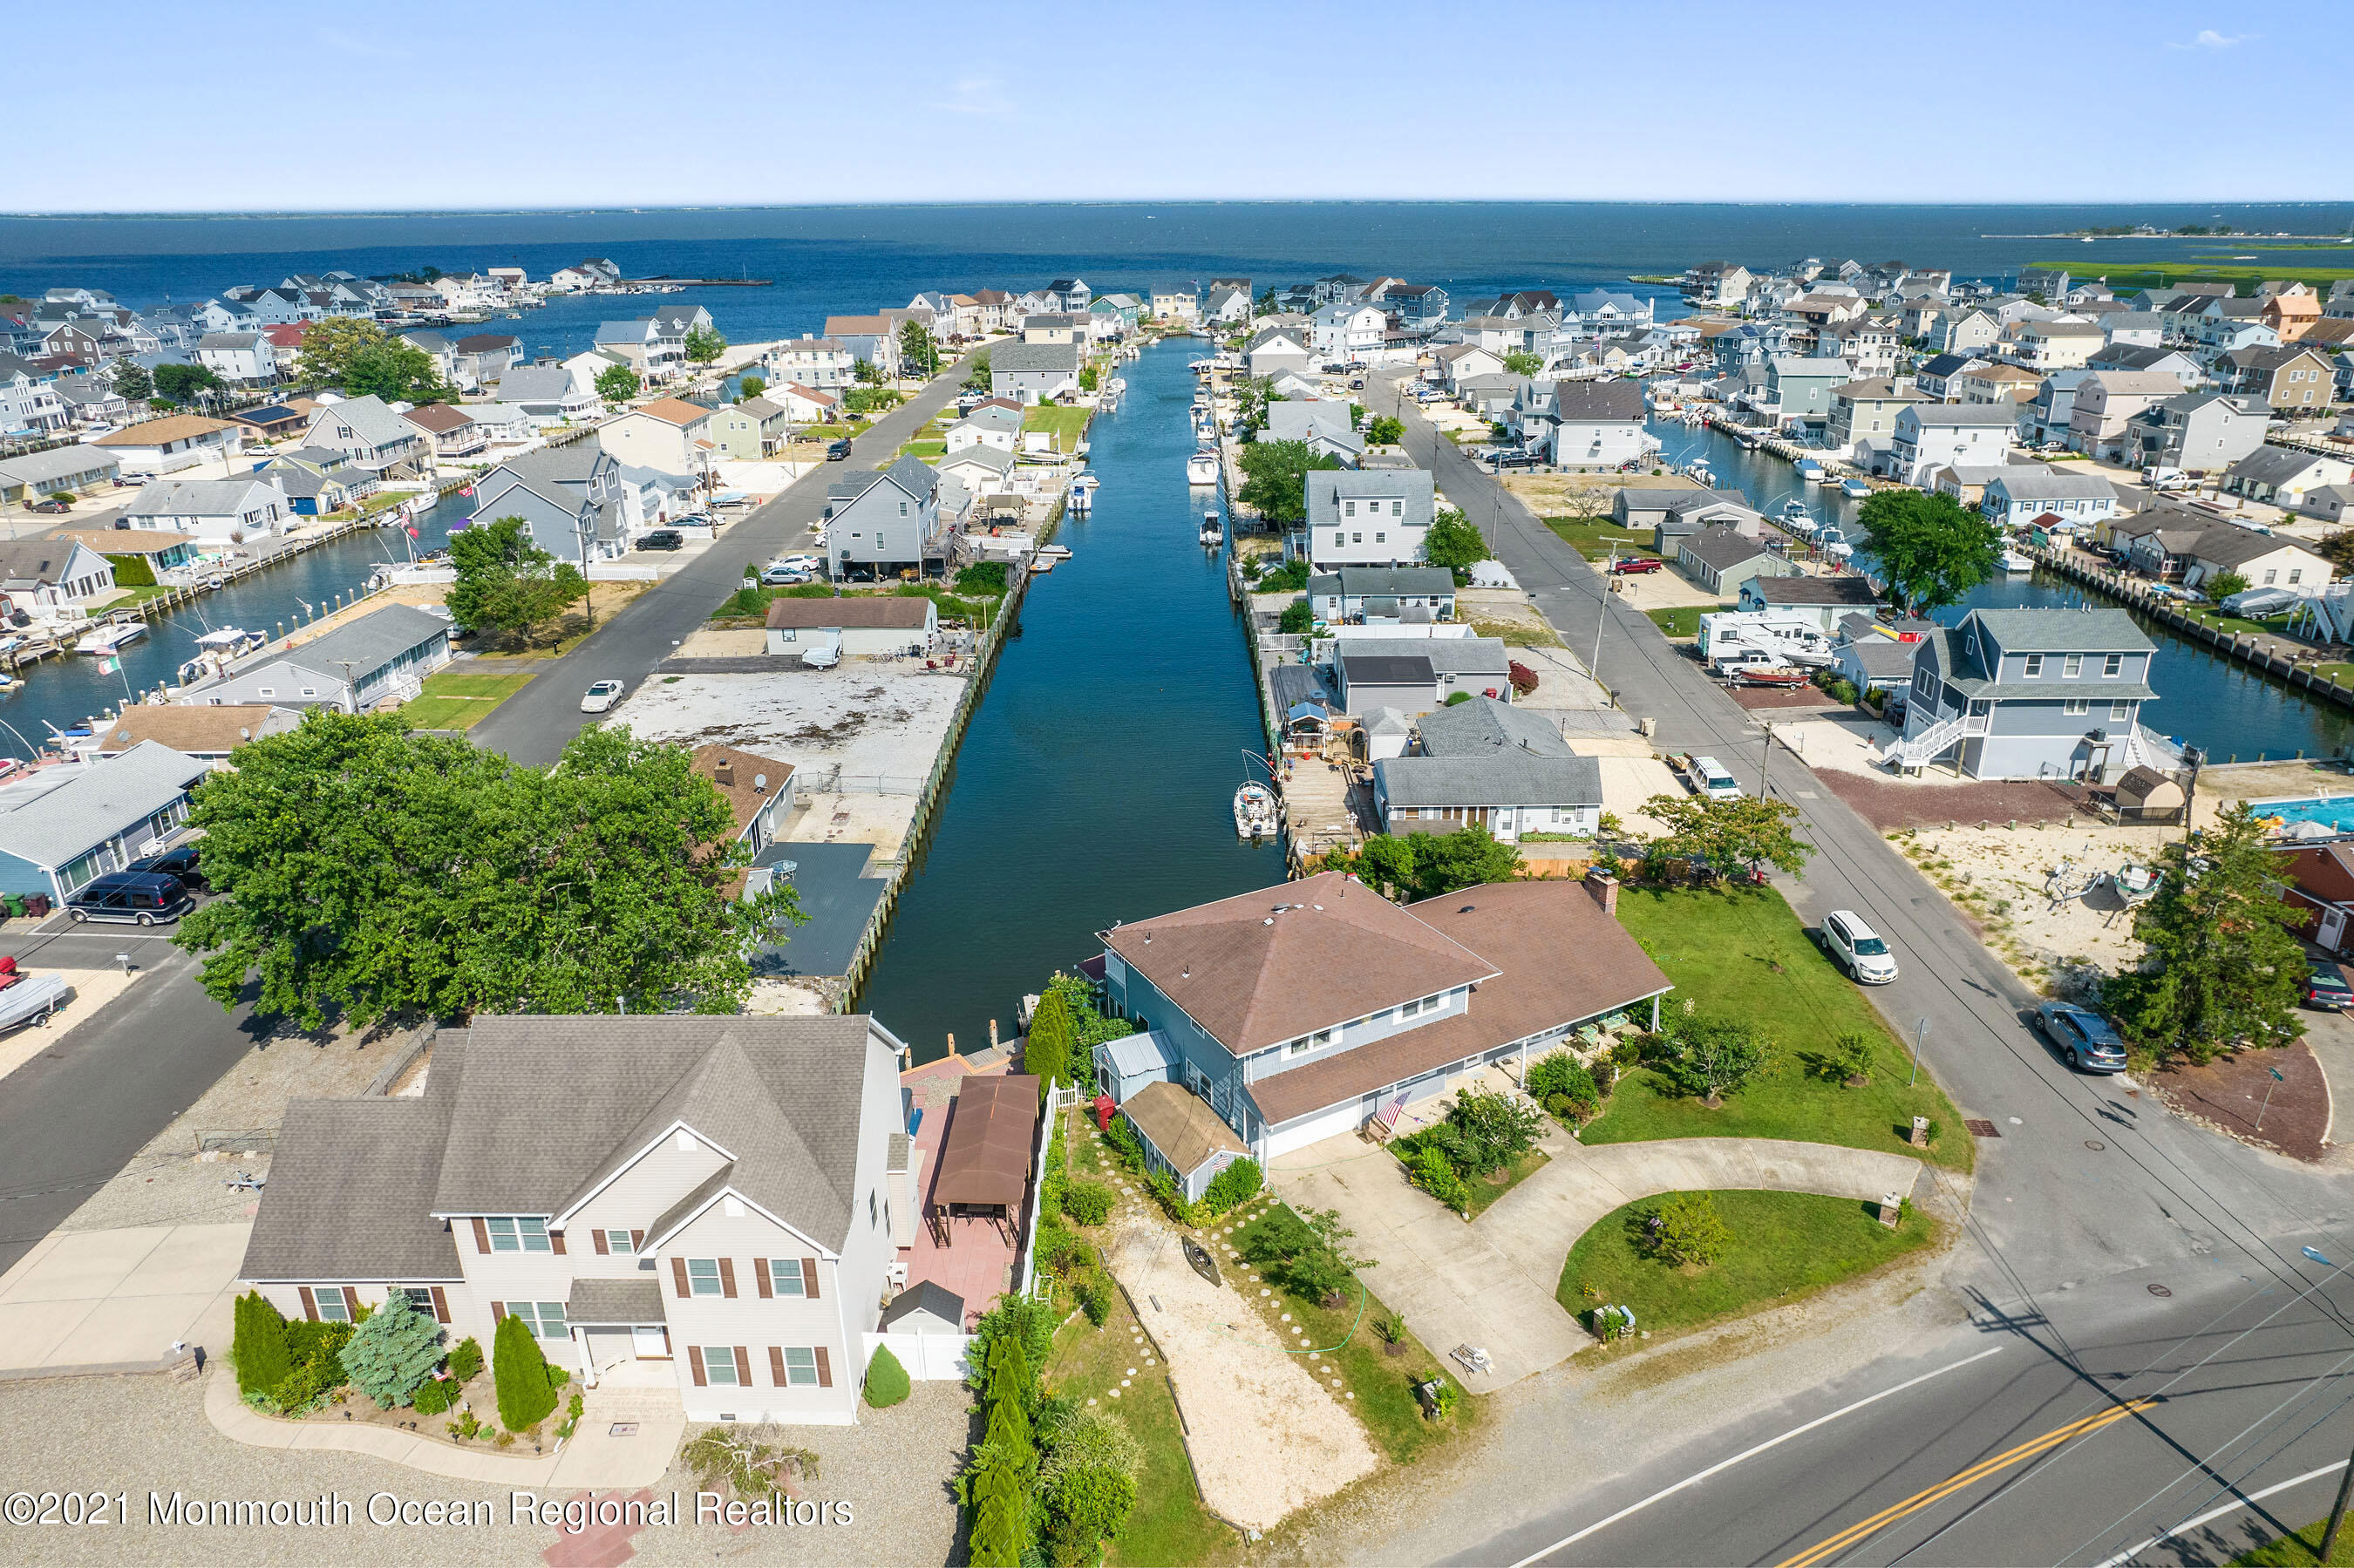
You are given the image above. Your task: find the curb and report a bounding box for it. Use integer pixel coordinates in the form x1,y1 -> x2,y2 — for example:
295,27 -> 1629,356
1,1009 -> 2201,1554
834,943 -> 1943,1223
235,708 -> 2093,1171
0,1348 -> 196,1382
203,1365 -> 562,1484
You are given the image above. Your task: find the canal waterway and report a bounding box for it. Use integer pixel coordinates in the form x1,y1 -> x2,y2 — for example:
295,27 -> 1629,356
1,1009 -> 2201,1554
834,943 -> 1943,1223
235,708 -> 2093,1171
0,500 -> 467,756
859,341 -> 1281,1060
1647,418 -> 2354,764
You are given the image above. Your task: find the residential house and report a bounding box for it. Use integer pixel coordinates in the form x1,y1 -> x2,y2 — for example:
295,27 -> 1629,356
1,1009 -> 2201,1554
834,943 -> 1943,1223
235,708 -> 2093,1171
1021,312 -> 1091,346
2275,841 -> 2354,956
821,316 -> 900,379
0,353 -> 67,436
228,403 -> 312,445
195,331 -> 277,385
1817,320 -> 1900,377
1888,608 -> 2161,782
762,595 -> 936,658
2115,508 -> 2331,592
729,397 -> 793,457
401,403 -> 486,460
943,404 -> 1023,453
595,319 -> 685,384
2070,370 -> 2188,459
986,343 -> 1082,406
0,538 -> 119,615
494,363 -> 600,426
1044,279 -> 1092,313
2010,320 -> 2106,370
0,742 -> 209,903
470,444 -> 630,563
2099,313 -> 2169,350
196,603 -> 453,711
80,703 -> 299,764
1891,403 -> 2018,485
690,744 -> 796,856
262,448 -> 378,518
2017,268 -> 2071,302
1334,638 -> 1514,716
1955,362 -> 2042,405
2021,370 -> 2095,447
2222,448 -> 2353,509
600,397 -> 718,478
1541,380 -> 1650,467
1096,871 -> 1670,1161
1305,566 -> 1458,627
935,444 -> 1015,496
1911,353 -> 1984,401
2301,485 -> 2354,526
2223,345 -> 2337,413
1612,487 -> 1760,554
770,384 -> 840,425
1148,289 -> 1200,324
239,1014 -> 908,1425
1827,377 -> 1925,451
90,414 -> 244,477
1932,310 -> 2002,356
58,528 -> 199,581
1830,620 -> 1923,702
1734,575 -> 1882,633
0,445 -> 119,506
2126,391 -> 2271,473
765,337 -> 856,391
1677,526 -> 1795,598
1309,302 -> 1387,363
823,455 -> 942,579
448,334 -> 523,392
1372,698 -> 1602,843
1088,295 -> 1140,340
48,374 -> 131,427
1245,328 -> 1315,380
1684,263 -> 1754,308
1765,356 -> 1855,426
1265,400 -> 1364,465
303,395 -> 424,477
1302,469 -> 1437,570
1980,469 -> 2120,530
1430,343 -> 1506,390
2262,290 -> 2324,343
120,477 -> 289,545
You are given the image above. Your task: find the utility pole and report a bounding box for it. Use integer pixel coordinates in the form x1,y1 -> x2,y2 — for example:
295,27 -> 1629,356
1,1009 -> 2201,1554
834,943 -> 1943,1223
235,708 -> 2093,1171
1910,1016 -> 1928,1086
2323,1448 -> 2354,1563
1761,721 -> 1775,798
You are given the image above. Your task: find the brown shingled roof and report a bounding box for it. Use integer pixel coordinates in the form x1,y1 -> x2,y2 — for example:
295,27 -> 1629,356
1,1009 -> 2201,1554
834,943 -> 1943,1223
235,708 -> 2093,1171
92,414 -> 235,446
690,743 -> 794,835
764,596 -> 932,630
90,703 -> 295,757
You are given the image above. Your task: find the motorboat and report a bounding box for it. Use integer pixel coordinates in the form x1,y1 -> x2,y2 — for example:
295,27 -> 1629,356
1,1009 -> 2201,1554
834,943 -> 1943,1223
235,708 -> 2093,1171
1794,458 -> 1824,483
1815,526 -> 1855,561
1234,780 -> 1279,838
1186,450 -> 1220,485
1035,544 -> 1072,562
1999,545 -> 2035,572
1201,511 -> 1222,546
1778,499 -> 1817,536
1734,664 -> 1811,688
1841,478 -> 1873,499
77,621 -> 146,656
1066,473 -> 1098,512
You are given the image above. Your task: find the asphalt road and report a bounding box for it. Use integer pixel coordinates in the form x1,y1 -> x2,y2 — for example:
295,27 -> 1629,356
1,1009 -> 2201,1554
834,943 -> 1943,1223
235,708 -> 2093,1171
472,356 -> 981,765
0,922 -> 267,1273
1377,371 -> 2354,1565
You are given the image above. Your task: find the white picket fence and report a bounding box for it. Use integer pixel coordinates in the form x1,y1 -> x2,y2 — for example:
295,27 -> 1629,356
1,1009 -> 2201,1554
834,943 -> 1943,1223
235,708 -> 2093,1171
862,1329 -> 975,1381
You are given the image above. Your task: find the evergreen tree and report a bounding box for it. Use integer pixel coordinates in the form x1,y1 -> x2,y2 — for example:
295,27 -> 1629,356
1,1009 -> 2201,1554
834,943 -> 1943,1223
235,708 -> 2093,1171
863,1344 -> 910,1408
2106,804 -> 2310,1063
344,1289 -> 445,1408
233,1290 -> 291,1395
1024,990 -> 1076,1098
492,1312 -> 558,1430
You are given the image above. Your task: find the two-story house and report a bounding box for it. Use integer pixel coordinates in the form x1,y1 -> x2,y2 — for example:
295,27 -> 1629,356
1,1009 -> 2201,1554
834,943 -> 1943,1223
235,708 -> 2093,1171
470,442 -> 631,563
824,455 -> 942,580
765,336 -> 857,391
1541,380 -> 1649,467
1300,468 -> 1437,570
821,316 -> 900,379
1891,403 -> 2018,485
2126,390 -> 2271,473
1094,872 -> 1670,1164
495,363 -> 602,426
987,342 -> 1081,405
2221,345 -> 2337,413
1826,377 -> 1926,452
1764,356 -> 1854,428
1888,608 -> 2160,782
303,395 -> 425,478
239,1014 -> 908,1425
599,397 -> 717,477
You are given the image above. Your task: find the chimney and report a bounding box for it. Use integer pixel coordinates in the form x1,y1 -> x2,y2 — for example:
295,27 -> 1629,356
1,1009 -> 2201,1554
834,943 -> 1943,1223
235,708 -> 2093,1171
1584,864 -> 1620,917
712,756 -> 733,787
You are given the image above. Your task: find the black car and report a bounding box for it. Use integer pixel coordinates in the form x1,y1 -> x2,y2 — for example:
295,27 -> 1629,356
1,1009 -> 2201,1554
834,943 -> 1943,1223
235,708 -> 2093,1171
2305,958 -> 2353,1011
826,438 -> 854,461
65,871 -> 192,927
636,530 -> 684,552
127,844 -> 206,891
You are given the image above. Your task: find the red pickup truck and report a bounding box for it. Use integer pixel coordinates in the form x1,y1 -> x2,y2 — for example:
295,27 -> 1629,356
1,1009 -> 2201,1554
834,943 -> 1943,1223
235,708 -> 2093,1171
1610,556 -> 1664,575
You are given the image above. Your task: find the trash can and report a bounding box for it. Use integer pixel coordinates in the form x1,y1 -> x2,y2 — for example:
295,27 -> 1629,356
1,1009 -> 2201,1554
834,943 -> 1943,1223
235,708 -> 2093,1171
3,894 -> 23,920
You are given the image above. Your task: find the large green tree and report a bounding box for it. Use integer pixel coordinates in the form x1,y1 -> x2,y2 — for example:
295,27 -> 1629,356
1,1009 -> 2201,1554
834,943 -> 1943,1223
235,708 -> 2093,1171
1854,489 -> 2000,614
595,363 -> 642,404
1339,824 -> 1522,902
1501,351 -> 1543,377
1237,438 -> 1342,526
897,320 -> 939,377
172,712 -> 802,1027
2105,804 -> 2308,1063
1642,793 -> 1813,879
1422,507 -> 1490,581
963,351 -> 993,393
1365,413 -> 1405,445
344,338 -> 446,403
153,363 -> 224,404
108,360 -> 153,403
296,317 -> 385,389
445,515 -> 589,646
684,322 -> 728,367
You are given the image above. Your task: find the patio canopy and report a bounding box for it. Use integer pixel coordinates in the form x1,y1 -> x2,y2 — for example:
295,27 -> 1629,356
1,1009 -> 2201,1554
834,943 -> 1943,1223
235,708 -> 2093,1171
930,1074 -> 1040,1211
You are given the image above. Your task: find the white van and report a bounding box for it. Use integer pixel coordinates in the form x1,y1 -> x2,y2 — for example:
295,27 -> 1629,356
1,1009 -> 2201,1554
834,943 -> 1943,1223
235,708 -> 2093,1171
1686,756 -> 1741,801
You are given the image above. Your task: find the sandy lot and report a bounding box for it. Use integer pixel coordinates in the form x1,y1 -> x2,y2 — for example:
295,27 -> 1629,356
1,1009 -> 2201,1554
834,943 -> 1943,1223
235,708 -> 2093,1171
784,791 -> 920,860
1102,1211 -> 1378,1532
1503,471 -> 1704,517
608,666 -> 967,784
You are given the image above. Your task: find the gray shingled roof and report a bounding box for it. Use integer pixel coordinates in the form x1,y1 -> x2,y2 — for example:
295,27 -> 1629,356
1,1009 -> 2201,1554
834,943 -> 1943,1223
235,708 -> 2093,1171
1680,526 -> 1778,570
1376,752 -> 1602,809
248,603 -> 448,685
989,341 -> 1083,373
0,445 -> 119,488
566,1275 -> 667,1324
0,741 -> 207,869
432,1015 -> 874,1252
1749,577 -> 1881,607
495,364 -> 575,404
310,394 -> 416,450
1415,696 -> 1572,758
1315,566 -> 1457,598
1967,607 -> 2153,655
1551,381 -> 1646,421
1984,470 -> 2120,501
1342,635 -> 1511,676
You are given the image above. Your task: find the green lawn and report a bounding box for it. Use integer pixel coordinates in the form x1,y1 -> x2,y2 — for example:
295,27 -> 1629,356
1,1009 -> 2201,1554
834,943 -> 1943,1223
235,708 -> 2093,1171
2234,1519 -> 2354,1565
1461,1148 -> 1548,1218
1470,618 -> 1563,648
1024,404 -> 1092,453
1558,1190 -> 1938,1340
896,438 -> 946,458
398,669 -> 534,731
1590,888 -> 1973,1170
1646,605 -> 1711,638
1045,1292 -> 1237,1568
2178,608 -> 2299,639
2038,259 -> 2354,295
1544,515 -> 1652,561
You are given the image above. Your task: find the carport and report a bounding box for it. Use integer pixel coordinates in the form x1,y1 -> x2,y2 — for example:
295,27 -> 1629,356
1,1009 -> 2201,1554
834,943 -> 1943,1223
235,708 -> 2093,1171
928,1074 -> 1039,1246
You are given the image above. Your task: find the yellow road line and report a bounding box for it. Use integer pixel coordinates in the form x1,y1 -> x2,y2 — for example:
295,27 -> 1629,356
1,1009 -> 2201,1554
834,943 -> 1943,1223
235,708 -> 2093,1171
1775,1399 -> 2155,1568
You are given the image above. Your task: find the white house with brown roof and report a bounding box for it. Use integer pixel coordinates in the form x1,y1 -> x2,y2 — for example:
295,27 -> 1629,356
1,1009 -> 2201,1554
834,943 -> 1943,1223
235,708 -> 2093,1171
90,413 -> 244,477
1098,871 -> 1671,1159
689,743 -> 796,854
599,397 -> 716,477
763,594 -> 936,656
84,703 -> 299,762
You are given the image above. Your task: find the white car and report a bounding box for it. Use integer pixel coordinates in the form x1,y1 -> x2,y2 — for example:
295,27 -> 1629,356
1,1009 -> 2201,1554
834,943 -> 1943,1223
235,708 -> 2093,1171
1820,909 -> 1898,985
580,679 -> 625,713
1685,755 -> 1742,801
772,554 -> 820,573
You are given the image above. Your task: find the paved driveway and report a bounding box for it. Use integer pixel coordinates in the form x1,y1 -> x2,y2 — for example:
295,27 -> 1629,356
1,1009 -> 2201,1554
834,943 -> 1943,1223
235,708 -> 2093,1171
0,1222 -> 247,1374
1274,1131 -> 1923,1388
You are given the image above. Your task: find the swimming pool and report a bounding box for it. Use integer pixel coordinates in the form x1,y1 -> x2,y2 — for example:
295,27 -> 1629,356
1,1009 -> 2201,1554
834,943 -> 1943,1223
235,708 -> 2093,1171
2248,795 -> 2354,833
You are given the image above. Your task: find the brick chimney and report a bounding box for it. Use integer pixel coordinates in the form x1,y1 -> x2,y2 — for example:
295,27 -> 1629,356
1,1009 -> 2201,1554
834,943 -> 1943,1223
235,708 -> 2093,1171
1584,865 -> 1619,917
711,756 -> 733,787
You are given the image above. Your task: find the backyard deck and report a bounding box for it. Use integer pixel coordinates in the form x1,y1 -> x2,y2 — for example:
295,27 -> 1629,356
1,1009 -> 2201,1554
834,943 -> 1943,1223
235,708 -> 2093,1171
900,1051 -> 1022,1326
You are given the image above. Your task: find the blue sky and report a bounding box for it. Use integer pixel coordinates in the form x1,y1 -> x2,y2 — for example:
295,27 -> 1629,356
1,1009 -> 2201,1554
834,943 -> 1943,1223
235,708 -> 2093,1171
12,0 -> 2340,211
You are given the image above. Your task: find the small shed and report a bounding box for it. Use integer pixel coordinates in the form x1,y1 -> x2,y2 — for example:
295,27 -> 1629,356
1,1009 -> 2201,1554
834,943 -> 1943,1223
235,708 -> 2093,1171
1119,1081 -> 1248,1204
1365,706 -> 1414,761
1093,1028 -> 1177,1103
2114,765 -> 2187,825
878,1280 -> 967,1334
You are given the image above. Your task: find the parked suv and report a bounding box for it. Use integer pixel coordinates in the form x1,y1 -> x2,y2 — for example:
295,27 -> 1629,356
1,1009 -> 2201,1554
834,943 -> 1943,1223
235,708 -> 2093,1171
126,843 -> 206,892
2033,1002 -> 2128,1073
66,871 -> 192,926
1820,909 -> 1898,984
826,439 -> 854,461
636,530 -> 683,552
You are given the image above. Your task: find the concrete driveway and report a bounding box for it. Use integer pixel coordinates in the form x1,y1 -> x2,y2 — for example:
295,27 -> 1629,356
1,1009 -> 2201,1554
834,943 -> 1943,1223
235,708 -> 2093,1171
0,1222 -> 247,1374
1273,1132 -> 1922,1388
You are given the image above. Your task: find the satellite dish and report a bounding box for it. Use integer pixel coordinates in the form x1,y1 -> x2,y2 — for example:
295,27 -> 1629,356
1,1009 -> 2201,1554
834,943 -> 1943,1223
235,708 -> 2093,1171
753,773 -> 767,791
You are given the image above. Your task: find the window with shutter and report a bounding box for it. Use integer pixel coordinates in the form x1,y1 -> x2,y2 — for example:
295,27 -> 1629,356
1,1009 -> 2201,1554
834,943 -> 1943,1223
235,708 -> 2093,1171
801,1258 -> 820,1300
298,1286 -> 318,1321
689,1347 -> 706,1386
671,1258 -> 691,1298
733,1347 -> 752,1386
769,1347 -> 788,1385
429,1286 -> 451,1324
718,1259 -> 738,1298
593,1231 -> 609,1255
814,1347 -> 833,1388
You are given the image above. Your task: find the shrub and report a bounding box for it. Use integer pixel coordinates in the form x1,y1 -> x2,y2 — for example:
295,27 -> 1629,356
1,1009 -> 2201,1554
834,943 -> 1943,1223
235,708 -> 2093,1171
1835,1031 -> 1876,1083
1201,1157 -> 1263,1215
1038,1228 -> 1097,1274
955,560 -> 1010,596
1444,690 -> 1473,706
1527,1050 -> 1597,1106
1255,558 -> 1310,593
1046,1465 -> 1137,1566
492,1313 -> 559,1431
411,1377 -> 454,1415
864,1345 -> 911,1408
344,1290 -> 444,1408
683,1427 -> 821,1503
233,1291 -> 291,1395
446,1336 -> 484,1384
1105,1116 -> 1145,1172
1508,660 -> 1540,696
1279,596 -> 1313,635
1024,990 -> 1077,1097
105,553 -> 157,587
1647,1193 -> 1733,1267
1074,1276 -> 1112,1327
1060,1179 -> 1114,1226
1409,1145 -> 1470,1213
1145,1169 -> 1191,1224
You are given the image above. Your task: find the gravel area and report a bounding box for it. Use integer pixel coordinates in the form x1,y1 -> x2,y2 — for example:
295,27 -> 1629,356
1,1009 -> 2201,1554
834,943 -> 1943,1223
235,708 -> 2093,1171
606,668 -> 966,785
1818,770 -> 2087,832
58,1021 -> 424,1233
2149,1040 -> 2330,1163
0,1372 -> 971,1565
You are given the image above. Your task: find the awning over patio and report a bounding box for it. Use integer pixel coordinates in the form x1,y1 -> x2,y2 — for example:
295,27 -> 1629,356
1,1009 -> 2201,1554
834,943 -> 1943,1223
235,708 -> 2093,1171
930,1074 -> 1041,1211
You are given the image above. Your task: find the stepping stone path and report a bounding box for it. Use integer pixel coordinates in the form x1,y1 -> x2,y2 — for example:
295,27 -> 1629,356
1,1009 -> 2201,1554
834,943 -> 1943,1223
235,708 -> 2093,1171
1109,1388 -> 1121,1399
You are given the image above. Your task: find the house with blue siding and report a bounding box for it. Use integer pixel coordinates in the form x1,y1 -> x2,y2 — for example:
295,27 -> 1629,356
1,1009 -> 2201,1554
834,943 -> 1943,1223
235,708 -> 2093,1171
1095,872 -> 1670,1162
0,742 -> 209,901
1886,608 -> 2166,781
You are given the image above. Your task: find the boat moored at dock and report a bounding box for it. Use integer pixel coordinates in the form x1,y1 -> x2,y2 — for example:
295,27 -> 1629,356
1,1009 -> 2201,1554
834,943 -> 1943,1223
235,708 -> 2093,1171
1186,450 -> 1220,486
